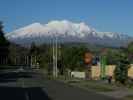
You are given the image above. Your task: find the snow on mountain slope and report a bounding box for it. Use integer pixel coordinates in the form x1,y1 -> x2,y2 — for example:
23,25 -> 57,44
6,20 -> 132,47
6,20 -> 95,38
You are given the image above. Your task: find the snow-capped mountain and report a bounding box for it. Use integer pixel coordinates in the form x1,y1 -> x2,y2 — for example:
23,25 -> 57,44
6,20 -> 132,47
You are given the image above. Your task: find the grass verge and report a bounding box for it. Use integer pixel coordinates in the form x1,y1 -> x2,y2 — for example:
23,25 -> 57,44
56,76 -> 116,92
68,80 -> 115,92
123,95 -> 133,100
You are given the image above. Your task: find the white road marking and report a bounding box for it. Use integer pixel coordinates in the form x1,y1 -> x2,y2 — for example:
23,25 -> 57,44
25,92 -> 30,100
21,79 -> 30,100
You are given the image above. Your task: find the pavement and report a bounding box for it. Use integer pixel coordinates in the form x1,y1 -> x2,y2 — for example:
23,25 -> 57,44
0,68 -> 120,100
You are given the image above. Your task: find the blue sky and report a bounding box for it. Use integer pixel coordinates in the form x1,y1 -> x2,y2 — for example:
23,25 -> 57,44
0,0 -> 133,36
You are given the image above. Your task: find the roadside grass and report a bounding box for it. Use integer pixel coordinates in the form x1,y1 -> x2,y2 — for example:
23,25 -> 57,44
56,76 -> 116,92
68,80 -> 116,92
55,75 -> 133,99
123,95 -> 133,100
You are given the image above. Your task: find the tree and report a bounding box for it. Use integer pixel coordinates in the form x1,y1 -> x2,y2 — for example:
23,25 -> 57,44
61,45 -> 88,71
105,49 -> 121,65
114,51 -> 130,85
0,22 -> 10,65
127,42 -> 133,63
29,42 -> 40,67
0,22 -> 9,46
29,43 -> 52,70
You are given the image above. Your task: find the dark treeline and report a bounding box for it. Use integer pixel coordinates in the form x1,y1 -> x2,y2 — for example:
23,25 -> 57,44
0,22 -> 10,65
0,21 -> 133,83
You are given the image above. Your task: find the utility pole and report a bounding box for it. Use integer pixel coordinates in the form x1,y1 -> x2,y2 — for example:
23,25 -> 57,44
52,34 -> 58,78
30,55 -> 33,68
53,36 -> 55,77
55,35 -> 58,77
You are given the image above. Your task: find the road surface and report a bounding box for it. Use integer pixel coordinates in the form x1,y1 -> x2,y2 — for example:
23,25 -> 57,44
0,68 -> 119,100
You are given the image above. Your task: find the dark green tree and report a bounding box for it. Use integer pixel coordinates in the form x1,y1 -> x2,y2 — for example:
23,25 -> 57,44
105,49 -> 121,64
127,42 -> 133,63
29,42 -> 39,67
61,45 -> 88,71
0,22 -> 10,65
114,52 -> 130,85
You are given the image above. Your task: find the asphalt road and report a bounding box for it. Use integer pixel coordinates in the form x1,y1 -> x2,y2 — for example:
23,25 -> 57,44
0,68 -> 120,100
